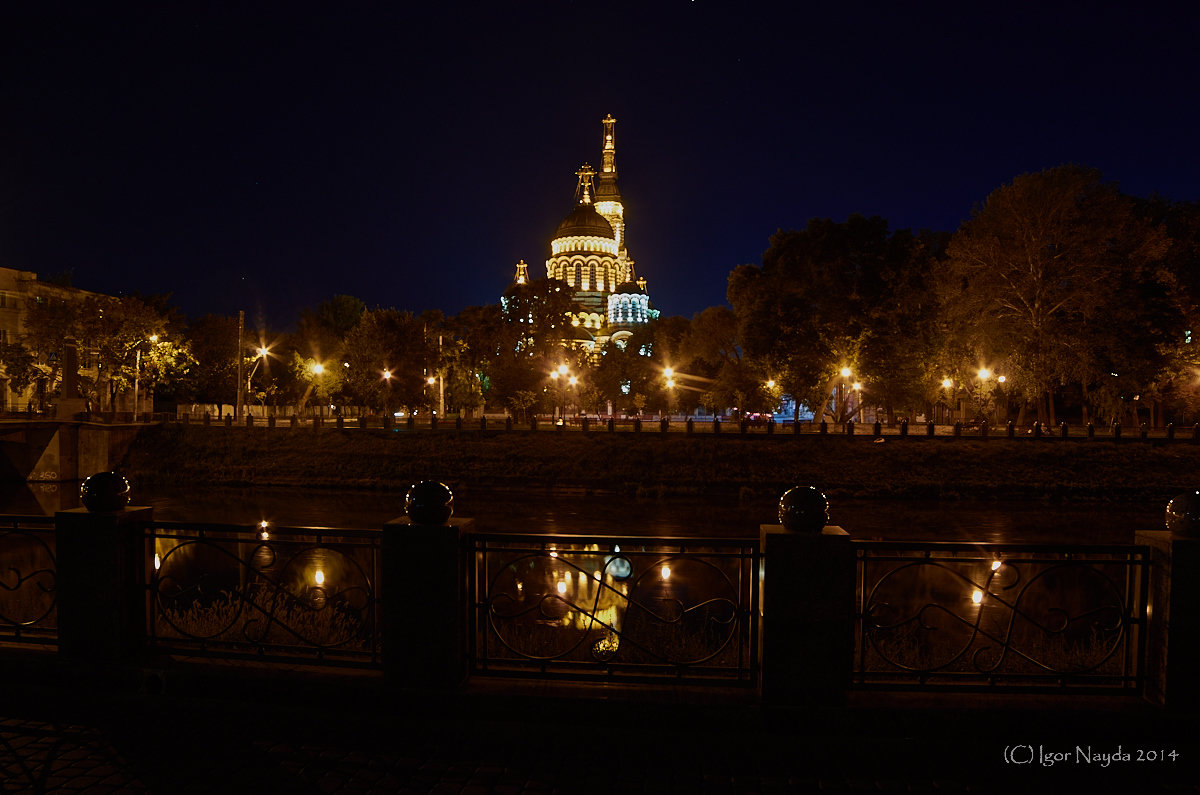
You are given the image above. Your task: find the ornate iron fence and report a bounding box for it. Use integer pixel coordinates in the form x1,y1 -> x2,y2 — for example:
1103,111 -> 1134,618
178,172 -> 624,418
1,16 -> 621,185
0,516 -> 57,645
146,521 -> 381,667
470,533 -> 758,683
854,541 -> 1147,690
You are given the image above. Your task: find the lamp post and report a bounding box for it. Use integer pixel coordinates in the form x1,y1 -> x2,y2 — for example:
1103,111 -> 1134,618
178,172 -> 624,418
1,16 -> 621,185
235,310 -> 245,422
133,347 -> 141,421
132,334 -> 160,422
839,367 -> 852,428
245,347 -> 268,418
940,377 -> 954,425
549,365 -> 571,421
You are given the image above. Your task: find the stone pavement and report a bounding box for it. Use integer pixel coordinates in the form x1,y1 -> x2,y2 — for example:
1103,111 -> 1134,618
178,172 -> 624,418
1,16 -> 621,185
1,660 -> 1198,793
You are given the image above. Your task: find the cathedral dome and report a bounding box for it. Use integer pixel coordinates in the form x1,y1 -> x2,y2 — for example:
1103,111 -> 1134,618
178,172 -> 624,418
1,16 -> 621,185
553,203 -> 614,241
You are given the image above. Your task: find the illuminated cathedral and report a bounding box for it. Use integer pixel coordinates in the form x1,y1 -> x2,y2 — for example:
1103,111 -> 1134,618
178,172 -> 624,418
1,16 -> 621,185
510,114 -> 658,351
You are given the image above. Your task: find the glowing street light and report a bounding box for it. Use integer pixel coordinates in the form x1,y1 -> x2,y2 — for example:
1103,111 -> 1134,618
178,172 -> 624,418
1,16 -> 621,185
246,347 -> 270,416
942,378 -> 953,389
840,367 -> 852,378
312,362 -> 325,375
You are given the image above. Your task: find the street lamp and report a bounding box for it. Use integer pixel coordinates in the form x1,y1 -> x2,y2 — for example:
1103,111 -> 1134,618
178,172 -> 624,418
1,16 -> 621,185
837,368 -> 853,426
245,347 -> 269,417
549,366 -> 573,420
131,334 -> 168,421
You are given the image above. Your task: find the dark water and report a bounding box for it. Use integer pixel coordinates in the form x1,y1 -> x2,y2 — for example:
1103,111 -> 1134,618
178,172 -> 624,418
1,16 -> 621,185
2,481 -> 1165,544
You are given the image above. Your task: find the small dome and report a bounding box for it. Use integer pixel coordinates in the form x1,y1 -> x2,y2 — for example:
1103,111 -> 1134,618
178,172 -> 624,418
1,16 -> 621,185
553,203 -> 614,241
613,280 -> 647,295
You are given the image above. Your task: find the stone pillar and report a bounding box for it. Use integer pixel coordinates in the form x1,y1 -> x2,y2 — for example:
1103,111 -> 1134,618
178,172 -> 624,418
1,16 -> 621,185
759,523 -> 855,705
55,506 -> 153,661
382,516 -> 473,690
1136,529 -> 1200,709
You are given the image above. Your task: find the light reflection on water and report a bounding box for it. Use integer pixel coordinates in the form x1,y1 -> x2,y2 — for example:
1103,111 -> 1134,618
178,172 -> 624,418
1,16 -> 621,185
0,482 -> 1164,544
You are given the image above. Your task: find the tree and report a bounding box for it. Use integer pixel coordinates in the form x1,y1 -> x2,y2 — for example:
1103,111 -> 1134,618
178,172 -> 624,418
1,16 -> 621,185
0,342 -> 37,404
857,230 -> 948,425
942,165 -> 1172,426
451,304 -> 506,411
729,215 -> 933,422
341,308 -> 429,413
180,314 -> 240,410
499,277 -> 579,358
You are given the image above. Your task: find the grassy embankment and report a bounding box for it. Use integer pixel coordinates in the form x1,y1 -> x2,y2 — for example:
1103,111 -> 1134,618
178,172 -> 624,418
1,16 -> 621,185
119,423 -> 1200,503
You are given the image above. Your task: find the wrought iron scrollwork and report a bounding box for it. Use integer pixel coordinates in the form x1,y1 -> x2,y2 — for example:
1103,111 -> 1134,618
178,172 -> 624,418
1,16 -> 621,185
0,525 -> 57,639
150,525 -> 377,661
476,537 -> 756,681
857,545 -> 1142,686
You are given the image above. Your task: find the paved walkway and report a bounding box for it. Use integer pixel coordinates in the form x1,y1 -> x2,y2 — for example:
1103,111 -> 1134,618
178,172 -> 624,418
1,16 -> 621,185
1,660 -> 1197,793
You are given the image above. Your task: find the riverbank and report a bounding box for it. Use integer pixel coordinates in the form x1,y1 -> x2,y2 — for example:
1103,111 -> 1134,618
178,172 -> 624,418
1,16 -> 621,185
117,424 -> 1200,503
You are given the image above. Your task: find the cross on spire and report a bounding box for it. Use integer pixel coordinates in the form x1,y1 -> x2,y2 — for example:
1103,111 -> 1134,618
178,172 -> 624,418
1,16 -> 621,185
574,163 -> 596,204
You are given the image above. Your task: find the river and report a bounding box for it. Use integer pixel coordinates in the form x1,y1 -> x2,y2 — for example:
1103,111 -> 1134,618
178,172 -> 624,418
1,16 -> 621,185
1,480 -> 1167,544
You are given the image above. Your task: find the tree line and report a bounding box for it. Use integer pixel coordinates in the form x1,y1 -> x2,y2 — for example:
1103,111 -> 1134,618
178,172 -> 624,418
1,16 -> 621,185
5,165 -> 1197,426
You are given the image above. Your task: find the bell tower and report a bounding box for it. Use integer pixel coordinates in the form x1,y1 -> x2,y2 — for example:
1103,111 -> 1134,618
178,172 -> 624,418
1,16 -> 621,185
593,114 -> 626,260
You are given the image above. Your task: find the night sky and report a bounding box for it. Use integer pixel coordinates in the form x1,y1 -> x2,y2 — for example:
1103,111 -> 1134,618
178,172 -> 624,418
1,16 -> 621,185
3,4 -> 1198,330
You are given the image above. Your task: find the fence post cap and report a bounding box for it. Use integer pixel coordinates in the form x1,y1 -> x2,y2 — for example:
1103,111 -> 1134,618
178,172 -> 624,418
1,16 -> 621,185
80,471 -> 131,512
1166,490 -> 1200,537
405,480 -> 454,525
778,486 -> 829,533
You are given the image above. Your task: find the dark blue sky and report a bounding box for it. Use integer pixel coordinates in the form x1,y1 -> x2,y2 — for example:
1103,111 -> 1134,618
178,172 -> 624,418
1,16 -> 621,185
3,3 -> 1198,329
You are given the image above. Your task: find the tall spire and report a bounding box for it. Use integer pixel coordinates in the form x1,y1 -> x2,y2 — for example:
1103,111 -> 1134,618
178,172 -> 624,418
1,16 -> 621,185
595,114 -> 620,201
593,113 -> 626,260
600,113 -> 617,178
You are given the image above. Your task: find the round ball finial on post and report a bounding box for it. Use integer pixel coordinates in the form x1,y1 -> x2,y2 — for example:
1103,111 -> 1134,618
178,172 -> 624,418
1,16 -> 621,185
778,486 -> 829,533
1165,490 -> 1200,537
80,472 -> 131,513
405,480 -> 454,526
